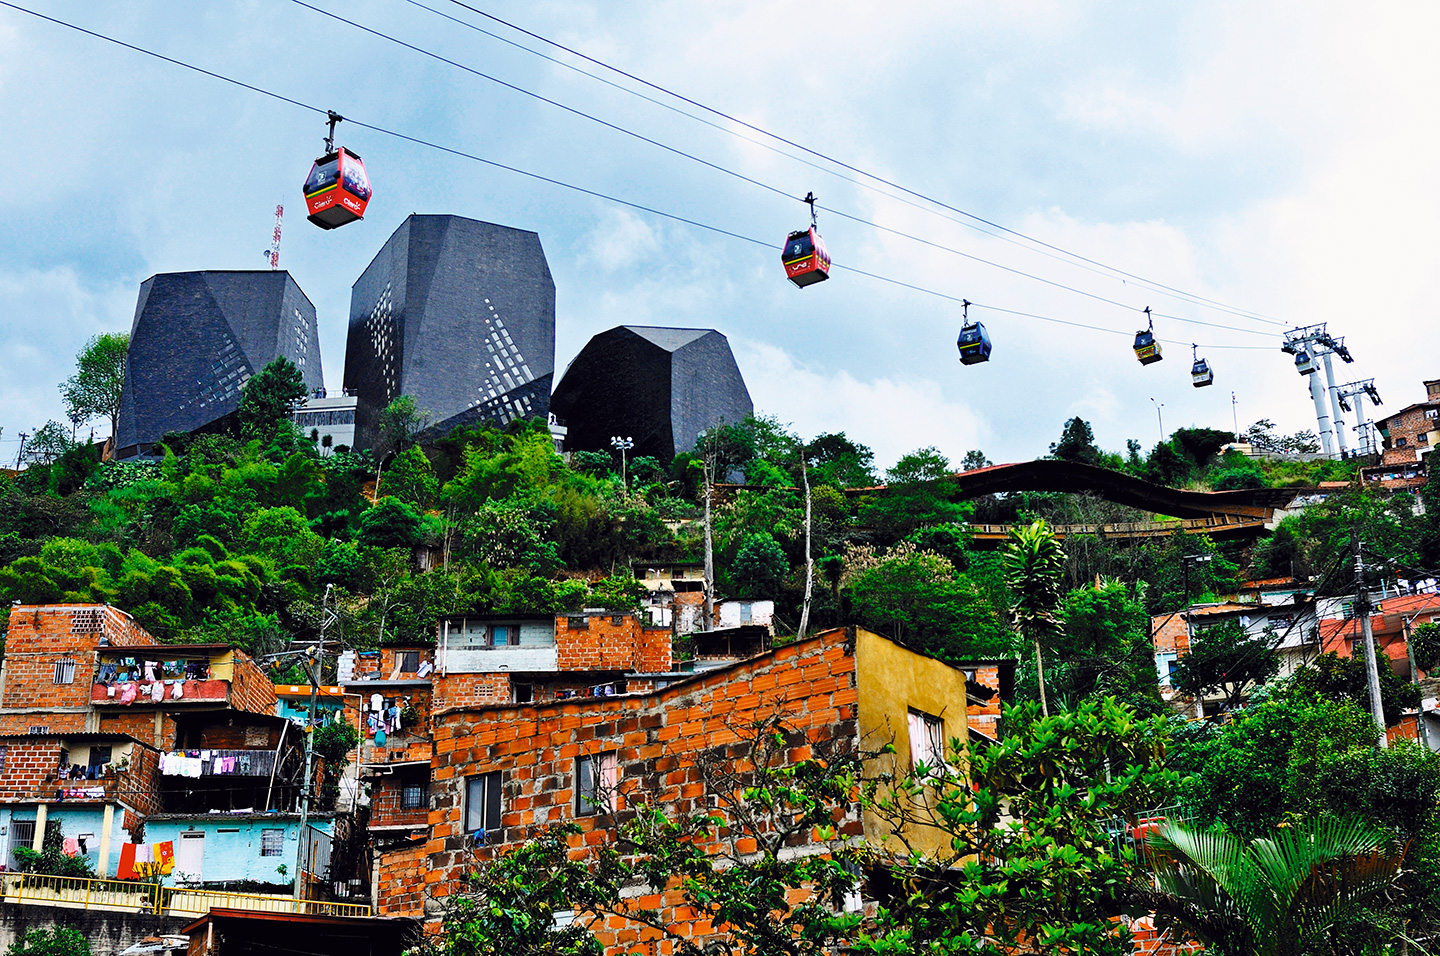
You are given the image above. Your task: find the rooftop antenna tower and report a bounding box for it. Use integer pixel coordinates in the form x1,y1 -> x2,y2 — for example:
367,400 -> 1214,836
265,204 -> 284,270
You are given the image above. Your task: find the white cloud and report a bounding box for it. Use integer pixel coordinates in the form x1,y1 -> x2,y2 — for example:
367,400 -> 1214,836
578,209 -> 661,272
732,338 -> 987,471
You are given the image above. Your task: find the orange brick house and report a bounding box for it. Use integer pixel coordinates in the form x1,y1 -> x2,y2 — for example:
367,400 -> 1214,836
0,605 -> 313,885
383,625 -> 975,949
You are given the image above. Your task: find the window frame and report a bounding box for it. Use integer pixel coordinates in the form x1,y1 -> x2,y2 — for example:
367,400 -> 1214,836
53,660 -> 76,685
397,650 -> 420,674
260,828 -> 284,857
906,709 -> 947,776
401,782 -> 427,810
576,752 -> 618,817
465,771 -> 503,836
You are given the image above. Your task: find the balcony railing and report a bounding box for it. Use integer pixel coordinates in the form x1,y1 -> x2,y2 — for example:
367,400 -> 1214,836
0,872 -> 370,918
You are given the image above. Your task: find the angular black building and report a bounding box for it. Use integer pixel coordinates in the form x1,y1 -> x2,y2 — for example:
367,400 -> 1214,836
550,326 -> 753,460
343,215 -> 556,448
115,271 -> 322,457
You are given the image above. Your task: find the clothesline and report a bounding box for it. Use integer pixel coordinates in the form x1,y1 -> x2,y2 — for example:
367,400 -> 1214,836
159,749 -> 275,778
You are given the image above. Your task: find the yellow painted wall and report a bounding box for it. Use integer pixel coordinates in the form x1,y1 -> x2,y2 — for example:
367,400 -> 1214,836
855,628 -> 970,854
210,650 -> 235,682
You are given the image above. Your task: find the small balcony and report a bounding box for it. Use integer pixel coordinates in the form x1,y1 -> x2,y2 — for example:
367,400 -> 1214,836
91,645 -> 237,707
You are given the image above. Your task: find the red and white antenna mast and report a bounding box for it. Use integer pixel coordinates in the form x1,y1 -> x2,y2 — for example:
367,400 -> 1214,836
267,204 -> 284,270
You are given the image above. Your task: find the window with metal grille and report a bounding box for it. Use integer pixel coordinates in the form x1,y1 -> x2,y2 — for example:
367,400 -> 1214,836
260,829 -> 284,857
401,784 -> 427,809
465,772 -> 502,835
53,660 -> 76,684
398,650 -> 420,673
577,752 -> 618,816
0,747 -> 7,771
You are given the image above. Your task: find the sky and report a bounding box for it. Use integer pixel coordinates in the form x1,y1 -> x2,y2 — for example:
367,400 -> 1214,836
1,1 -> 1437,471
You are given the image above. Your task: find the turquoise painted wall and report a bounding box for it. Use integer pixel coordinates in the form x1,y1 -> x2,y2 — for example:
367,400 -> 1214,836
0,805 -> 130,877
143,817 -> 334,886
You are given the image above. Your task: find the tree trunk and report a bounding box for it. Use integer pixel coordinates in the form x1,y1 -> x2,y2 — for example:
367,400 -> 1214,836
1034,634 -> 1050,718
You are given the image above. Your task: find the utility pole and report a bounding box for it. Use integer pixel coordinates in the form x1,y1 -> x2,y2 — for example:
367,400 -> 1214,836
1231,391 -> 1239,443
1353,535 -> 1388,748
701,440 -> 715,630
294,585 -> 332,903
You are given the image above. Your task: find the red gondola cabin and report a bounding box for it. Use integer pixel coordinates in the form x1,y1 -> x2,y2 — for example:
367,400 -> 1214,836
782,227 -> 831,288
304,147 -> 371,229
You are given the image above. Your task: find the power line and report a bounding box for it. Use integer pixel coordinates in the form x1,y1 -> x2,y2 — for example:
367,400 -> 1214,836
439,0 -> 1291,329
298,0 -> 1275,341
0,0 -> 1273,354
400,0 -> 1282,324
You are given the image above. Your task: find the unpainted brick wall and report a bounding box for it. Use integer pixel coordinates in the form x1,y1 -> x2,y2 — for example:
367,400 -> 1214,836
370,776 -> 430,829
227,651 -> 279,715
374,841 -> 428,917
414,633 -> 861,930
0,605 -> 156,713
554,613 -> 672,672
431,673 -> 509,711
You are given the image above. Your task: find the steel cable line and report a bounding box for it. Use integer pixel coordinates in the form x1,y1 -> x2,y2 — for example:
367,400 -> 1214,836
401,0 -> 1283,323
0,0 -> 1272,354
299,0 -> 1276,340
441,0 -> 1290,328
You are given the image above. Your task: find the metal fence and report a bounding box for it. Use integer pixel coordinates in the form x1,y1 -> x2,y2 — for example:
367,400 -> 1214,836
0,872 -> 371,918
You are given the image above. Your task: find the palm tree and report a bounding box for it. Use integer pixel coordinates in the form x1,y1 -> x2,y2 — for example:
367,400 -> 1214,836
1138,815 -> 1407,956
1002,519 -> 1065,717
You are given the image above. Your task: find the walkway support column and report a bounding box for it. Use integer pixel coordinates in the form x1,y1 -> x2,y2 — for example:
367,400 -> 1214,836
31,803 -> 46,851
98,803 -> 115,877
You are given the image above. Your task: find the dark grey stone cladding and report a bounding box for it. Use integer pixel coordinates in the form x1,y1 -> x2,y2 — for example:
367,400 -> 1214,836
549,326 -> 753,460
115,271 -> 322,454
343,214 -> 556,448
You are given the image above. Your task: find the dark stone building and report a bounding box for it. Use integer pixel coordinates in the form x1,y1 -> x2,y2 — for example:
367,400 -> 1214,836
550,326 -> 752,460
343,215 -> 556,448
115,271 -> 322,457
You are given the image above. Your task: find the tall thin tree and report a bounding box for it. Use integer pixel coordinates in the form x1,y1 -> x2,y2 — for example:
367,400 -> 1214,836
1003,519 -> 1065,717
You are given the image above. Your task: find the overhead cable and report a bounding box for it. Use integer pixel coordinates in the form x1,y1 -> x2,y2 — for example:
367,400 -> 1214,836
0,0 -> 1272,353
439,0 -> 1290,328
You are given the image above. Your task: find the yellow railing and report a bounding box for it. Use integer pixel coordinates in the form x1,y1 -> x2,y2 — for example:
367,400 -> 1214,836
0,872 -> 371,918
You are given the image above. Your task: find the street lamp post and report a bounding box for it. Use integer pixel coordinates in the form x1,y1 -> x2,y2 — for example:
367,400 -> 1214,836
610,436 -> 634,490
1150,398 -> 1165,442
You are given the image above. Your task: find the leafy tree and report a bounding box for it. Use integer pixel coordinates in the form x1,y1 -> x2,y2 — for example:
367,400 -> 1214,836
730,532 -> 789,599
1411,621 -> 1440,673
236,356 -> 308,442
1003,519 -> 1065,716
960,449 -> 992,471
460,499 -> 559,573
902,523 -> 970,572
846,543 -> 1010,660
1289,648 -> 1419,726
1050,580 -> 1164,715
858,447 -> 968,540
806,431 -> 876,487
862,698 -> 1174,955
357,498 -> 423,550
374,395 -> 432,491
385,445 -> 439,508
1140,815 -> 1406,956
1050,416 -> 1102,464
1171,619 -> 1280,712
5,927 -> 91,956
59,331 -> 128,441
21,421 -> 76,465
